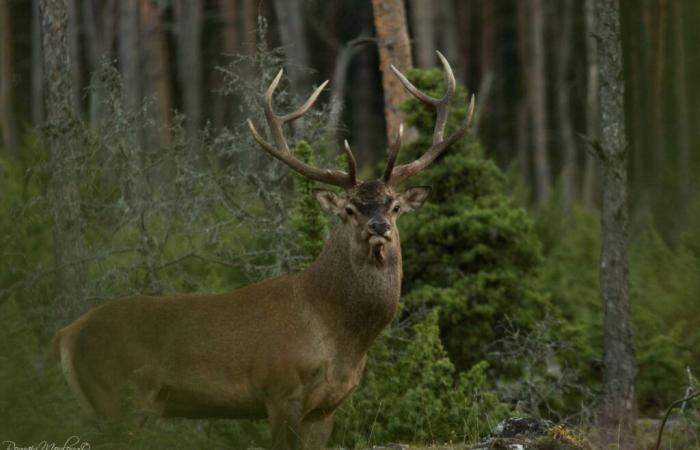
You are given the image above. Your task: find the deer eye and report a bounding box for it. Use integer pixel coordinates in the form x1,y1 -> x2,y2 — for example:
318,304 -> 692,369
392,204 -> 401,213
345,207 -> 355,216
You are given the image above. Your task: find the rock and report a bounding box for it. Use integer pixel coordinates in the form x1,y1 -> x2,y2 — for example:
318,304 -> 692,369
466,416 -> 592,450
491,417 -> 555,439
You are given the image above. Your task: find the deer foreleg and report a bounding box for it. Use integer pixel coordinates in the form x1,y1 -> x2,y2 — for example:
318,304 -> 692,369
299,412 -> 335,450
267,398 -> 305,450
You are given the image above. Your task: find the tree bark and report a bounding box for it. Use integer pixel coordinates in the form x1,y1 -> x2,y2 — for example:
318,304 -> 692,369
273,0 -> 310,91
529,0 -> 550,207
594,1 -> 636,448
241,0 -> 256,48
82,0 -> 117,130
41,0 -> 88,326
140,0 -> 172,149
555,0 -> 576,211
175,0 -> 203,144
480,0 -> 495,78
66,0 -> 82,116
213,0 -> 238,128
582,0 -> 599,208
437,0 -> 458,70
371,0 -> 413,143
0,0 -> 19,158
31,0 -> 45,126
672,0 -> 690,224
118,0 -> 141,118
409,0 -> 435,68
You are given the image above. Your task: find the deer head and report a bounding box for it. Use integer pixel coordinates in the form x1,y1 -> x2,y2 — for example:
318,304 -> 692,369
248,51 -> 475,267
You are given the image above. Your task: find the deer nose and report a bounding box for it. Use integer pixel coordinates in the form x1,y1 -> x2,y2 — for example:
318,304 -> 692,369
368,220 -> 391,237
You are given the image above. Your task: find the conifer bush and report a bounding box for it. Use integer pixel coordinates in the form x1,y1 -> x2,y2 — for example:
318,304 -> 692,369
397,68 -> 550,371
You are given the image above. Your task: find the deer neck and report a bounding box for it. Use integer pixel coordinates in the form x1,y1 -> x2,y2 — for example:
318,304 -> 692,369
302,224 -> 402,354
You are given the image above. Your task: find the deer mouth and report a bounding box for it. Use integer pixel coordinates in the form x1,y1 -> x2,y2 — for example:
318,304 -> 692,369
368,235 -> 389,266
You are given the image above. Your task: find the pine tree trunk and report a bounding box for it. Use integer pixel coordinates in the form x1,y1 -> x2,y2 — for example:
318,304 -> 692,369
409,0 -> 435,68
119,0 -> 141,118
66,0 -> 82,116
437,0 -> 458,68
175,0 -> 203,144
672,1 -> 690,225
82,0 -> 116,130
31,0 -> 44,126
140,0 -> 172,149
41,0 -> 88,327
480,0 -> 495,78
556,0 -> 576,210
594,1 -> 636,448
213,0 -> 238,128
0,0 -> 19,158
371,0 -> 413,143
529,0 -> 550,207
273,0 -> 309,91
582,0 -> 599,208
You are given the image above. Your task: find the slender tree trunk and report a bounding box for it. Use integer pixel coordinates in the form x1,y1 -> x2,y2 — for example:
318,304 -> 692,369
82,0 -> 116,130
582,0 -> 599,208
41,0 -> 88,326
651,0 -> 667,185
529,0 -> 550,207
241,0 -> 256,47
175,0 -> 203,144
516,98 -> 530,190
32,0 -> 45,126
409,0 -> 435,68
273,0 -> 309,91
213,0 -> 238,128
480,0 -> 495,79
66,0 -> 82,116
437,0 -> 458,69
371,0 -> 413,143
515,1 -> 531,197
453,0 -> 472,83
119,0 -> 141,118
351,47 -> 377,165
140,0 -> 172,149
594,1 -> 636,448
0,0 -> 19,158
556,0 -> 576,210
672,1 -> 690,224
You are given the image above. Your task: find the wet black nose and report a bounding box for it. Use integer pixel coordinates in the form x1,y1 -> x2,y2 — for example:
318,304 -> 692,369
368,220 -> 390,236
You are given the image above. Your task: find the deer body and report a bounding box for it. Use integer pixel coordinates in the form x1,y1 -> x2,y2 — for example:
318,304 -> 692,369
54,207 -> 401,420
53,52 -> 474,450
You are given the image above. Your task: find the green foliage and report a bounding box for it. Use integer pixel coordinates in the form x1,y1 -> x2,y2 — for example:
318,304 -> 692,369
398,68 -> 550,370
333,309 -> 510,447
0,298 -> 84,442
631,228 -> 700,410
537,203 -> 700,414
537,208 -> 602,413
290,140 -> 329,266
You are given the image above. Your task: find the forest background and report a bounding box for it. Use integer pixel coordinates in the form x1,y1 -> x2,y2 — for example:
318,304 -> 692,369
0,0 -> 699,449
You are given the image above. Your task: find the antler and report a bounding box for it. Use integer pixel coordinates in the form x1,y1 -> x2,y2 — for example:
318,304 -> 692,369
383,51 -> 476,186
247,69 -> 358,189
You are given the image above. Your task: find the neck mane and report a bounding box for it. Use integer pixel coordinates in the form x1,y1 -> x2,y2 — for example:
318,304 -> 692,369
301,224 -> 403,354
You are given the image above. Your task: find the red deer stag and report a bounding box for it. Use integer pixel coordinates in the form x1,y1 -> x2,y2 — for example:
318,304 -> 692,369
51,51 -> 474,450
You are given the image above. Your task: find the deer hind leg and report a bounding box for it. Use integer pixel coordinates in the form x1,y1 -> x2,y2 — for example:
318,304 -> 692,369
57,330 -> 100,418
299,412 -> 335,450
266,398 -> 305,450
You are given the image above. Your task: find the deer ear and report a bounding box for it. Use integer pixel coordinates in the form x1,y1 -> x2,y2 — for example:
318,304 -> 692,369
399,186 -> 431,212
313,189 -> 345,215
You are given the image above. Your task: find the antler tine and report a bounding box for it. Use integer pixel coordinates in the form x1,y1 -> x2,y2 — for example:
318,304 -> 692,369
382,123 -> 403,182
248,71 -> 356,188
343,140 -> 358,185
386,52 -> 475,186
